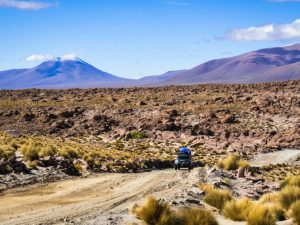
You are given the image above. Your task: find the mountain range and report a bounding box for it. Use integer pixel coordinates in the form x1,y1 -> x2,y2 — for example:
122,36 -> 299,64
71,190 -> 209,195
1,44 -> 300,89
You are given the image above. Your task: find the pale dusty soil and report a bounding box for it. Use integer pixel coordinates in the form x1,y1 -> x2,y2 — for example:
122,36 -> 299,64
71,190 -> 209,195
1,149 -> 299,225
250,149 -> 300,167
0,169 -> 199,225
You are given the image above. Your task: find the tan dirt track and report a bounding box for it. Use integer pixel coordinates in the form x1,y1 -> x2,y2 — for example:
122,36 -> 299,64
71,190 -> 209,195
0,169 -> 199,225
1,149 -> 299,225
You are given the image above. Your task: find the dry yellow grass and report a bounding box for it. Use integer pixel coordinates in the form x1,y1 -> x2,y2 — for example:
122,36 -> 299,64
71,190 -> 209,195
280,176 -> 300,189
0,131 -> 175,173
132,196 -> 177,225
203,187 -> 233,211
179,208 -> 218,225
288,200 -> 300,225
20,141 -> 41,161
217,154 -> 250,171
132,197 -> 218,225
246,203 -> 276,225
0,144 -> 16,160
279,186 -> 300,209
222,197 -> 253,221
259,193 -> 280,204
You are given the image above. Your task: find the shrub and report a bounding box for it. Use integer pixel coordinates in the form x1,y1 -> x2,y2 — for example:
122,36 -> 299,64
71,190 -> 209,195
132,196 -> 177,225
203,188 -> 233,211
132,197 -> 219,225
39,145 -> 57,158
238,160 -> 250,169
0,145 -> 16,160
289,201 -> 300,225
199,183 -> 214,192
29,160 -> 38,169
259,193 -> 280,204
279,186 -> 300,209
268,204 -> 286,221
59,148 -> 78,159
180,208 -> 219,225
222,197 -> 253,221
280,176 -> 300,189
131,131 -> 146,139
217,154 -> 249,171
74,163 -> 83,172
0,164 -> 13,174
20,141 -> 41,161
246,204 -> 276,225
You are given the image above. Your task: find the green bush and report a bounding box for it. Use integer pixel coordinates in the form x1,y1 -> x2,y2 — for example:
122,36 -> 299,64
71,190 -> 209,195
131,131 -> 146,139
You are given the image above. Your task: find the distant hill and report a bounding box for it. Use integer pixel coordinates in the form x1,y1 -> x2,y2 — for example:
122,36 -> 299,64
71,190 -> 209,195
136,70 -> 187,85
150,44 -> 300,85
0,44 -> 300,89
0,58 -> 132,89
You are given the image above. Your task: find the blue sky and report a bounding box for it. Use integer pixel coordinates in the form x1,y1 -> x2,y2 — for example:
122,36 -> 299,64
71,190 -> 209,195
1,0 -> 300,78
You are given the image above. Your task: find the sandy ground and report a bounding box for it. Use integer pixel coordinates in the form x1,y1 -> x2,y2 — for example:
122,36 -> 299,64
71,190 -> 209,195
0,169 -> 199,225
250,149 -> 300,167
0,149 -> 299,225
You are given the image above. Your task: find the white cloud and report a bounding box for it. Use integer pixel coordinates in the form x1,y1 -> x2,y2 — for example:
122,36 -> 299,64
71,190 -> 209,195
61,53 -> 77,60
0,0 -> 53,10
25,54 -> 54,61
229,19 -> 300,41
25,53 -> 78,62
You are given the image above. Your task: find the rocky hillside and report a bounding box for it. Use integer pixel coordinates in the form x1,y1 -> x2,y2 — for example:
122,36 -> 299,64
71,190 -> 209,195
0,80 -> 299,194
0,80 -> 299,152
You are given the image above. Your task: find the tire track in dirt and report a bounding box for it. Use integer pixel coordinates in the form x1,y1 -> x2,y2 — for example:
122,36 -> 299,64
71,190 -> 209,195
0,169 -> 199,225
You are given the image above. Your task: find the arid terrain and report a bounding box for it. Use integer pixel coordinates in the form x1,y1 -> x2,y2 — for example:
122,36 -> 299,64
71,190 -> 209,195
0,80 -> 299,224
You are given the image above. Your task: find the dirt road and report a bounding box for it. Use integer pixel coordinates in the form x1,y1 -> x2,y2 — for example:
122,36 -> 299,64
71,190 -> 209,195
1,149 -> 299,225
0,169 -> 199,225
250,149 -> 300,167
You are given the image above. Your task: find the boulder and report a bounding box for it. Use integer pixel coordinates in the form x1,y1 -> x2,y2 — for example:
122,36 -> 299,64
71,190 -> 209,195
221,115 -> 236,124
23,113 -> 35,122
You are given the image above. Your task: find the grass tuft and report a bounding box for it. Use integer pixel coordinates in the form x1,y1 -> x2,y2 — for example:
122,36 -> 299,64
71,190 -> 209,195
180,208 -> 219,225
131,131 -> 146,139
20,141 -> 41,161
132,196 -> 176,225
259,193 -> 280,204
279,186 -> 300,209
132,197 -> 218,225
222,197 -> 253,221
288,200 -> 300,225
217,154 -> 249,171
0,145 -> 16,160
280,176 -> 300,189
203,187 -> 233,211
246,203 -> 276,225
